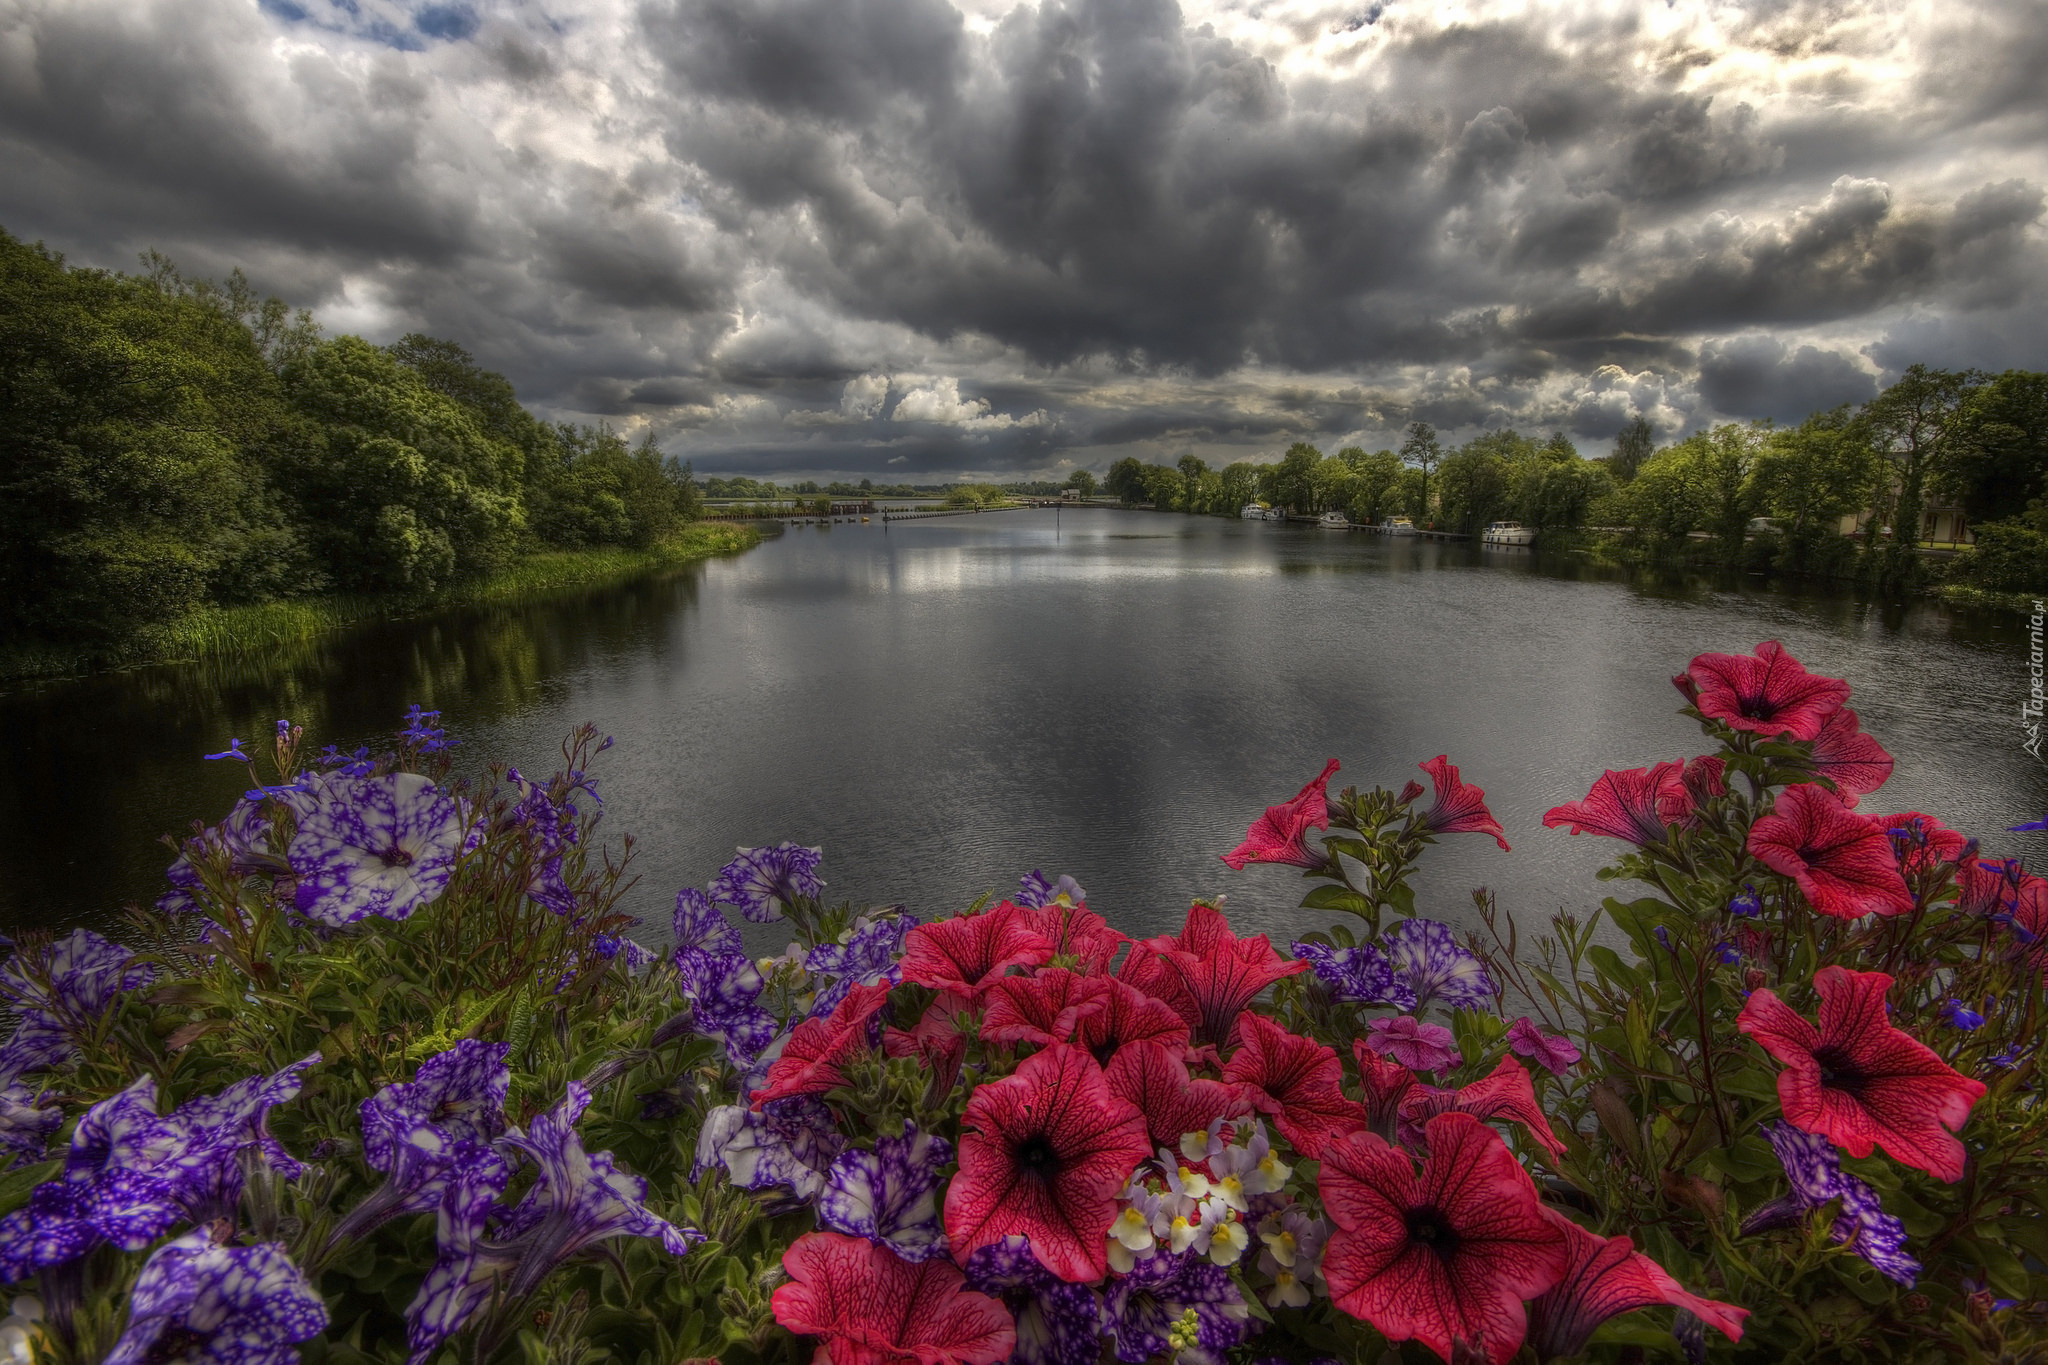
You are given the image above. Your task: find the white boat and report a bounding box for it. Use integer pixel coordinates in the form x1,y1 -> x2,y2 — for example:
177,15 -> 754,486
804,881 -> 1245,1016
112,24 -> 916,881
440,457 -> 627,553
1318,510 -> 1350,529
1482,520 -> 1535,547
1380,516 -> 1417,536
1240,503 -> 1270,520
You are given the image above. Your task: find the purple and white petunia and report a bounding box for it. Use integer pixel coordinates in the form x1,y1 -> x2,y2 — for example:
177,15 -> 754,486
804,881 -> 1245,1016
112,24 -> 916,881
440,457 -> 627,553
1742,1122 -> 1919,1285
493,1082 -> 701,1297
806,914 -> 916,1016
692,1098 -> 845,1202
710,844 -> 824,923
0,1169 -> 185,1283
1102,1249 -> 1257,1365
673,887 -> 743,960
0,1084 -> 61,1170
288,774 -> 473,926
1016,872 -> 1088,911
816,1121 -> 952,1261
963,1235 -> 1106,1365
403,1151 -> 512,1365
151,1055 -> 320,1223
104,1229 -> 327,1365
1380,919 -> 1495,1014
675,945 -> 778,1070
1289,940 -> 1409,1008
331,1041 -> 512,1246
0,930 -> 154,1081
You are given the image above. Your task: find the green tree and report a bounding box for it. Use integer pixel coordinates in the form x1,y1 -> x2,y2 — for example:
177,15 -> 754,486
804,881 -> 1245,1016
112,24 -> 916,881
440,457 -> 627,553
1436,442 -> 1514,535
1105,457 -> 1147,505
1176,454 -> 1210,512
1344,449 -> 1406,526
1752,408 -> 1882,538
1608,416 -> 1652,483
1400,423 -> 1442,524
1267,442 -> 1323,513
1063,468 -> 1098,500
1858,366 -> 1978,579
1942,370 -> 2048,526
1217,461 -> 1261,512
1139,463 -> 1185,510
1520,461 -> 1614,531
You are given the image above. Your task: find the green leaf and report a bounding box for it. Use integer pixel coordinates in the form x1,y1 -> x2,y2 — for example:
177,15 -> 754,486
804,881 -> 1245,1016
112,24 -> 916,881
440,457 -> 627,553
1299,886 -> 1372,917
0,1160 -> 58,1217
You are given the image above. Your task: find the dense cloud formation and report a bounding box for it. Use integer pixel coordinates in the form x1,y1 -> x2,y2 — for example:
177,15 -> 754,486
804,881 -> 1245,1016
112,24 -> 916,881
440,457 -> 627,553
3,0 -> 2044,477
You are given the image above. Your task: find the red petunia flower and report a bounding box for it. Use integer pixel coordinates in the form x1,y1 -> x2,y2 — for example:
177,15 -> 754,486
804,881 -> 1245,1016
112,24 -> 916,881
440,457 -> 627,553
1157,906 -> 1307,1050
1680,754 -> 1728,808
1017,902 -> 1127,975
1222,758 -> 1340,870
1222,1014 -> 1368,1158
1416,756 -> 1511,852
1524,1215 -> 1747,1360
883,991 -> 974,1097
944,1044 -> 1153,1282
1321,1115 -> 1568,1365
1104,1039 -> 1254,1151
1748,784 -> 1914,919
1867,811 -> 1971,880
1737,966 -> 1987,1182
900,904 -> 1054,1001
982,969 -> 1106,1047
1542,763 -> 1687,846
772,1231 -> 1015,1365
753,980 -> 893,1109
1396,1054 -> 1569,1162
1807,707 -> 1893,807
1679,640 -> 1850,741
1074,976 -> 1192,1068
1351,1042 -> 1417,1139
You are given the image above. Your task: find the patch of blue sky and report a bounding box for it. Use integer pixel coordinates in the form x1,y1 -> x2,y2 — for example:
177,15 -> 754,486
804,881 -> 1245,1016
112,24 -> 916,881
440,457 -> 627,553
257,0 -> 480,49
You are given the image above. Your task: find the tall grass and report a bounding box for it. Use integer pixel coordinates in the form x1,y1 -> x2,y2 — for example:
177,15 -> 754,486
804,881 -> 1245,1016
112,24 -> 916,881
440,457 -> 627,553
0,522 -> 762,683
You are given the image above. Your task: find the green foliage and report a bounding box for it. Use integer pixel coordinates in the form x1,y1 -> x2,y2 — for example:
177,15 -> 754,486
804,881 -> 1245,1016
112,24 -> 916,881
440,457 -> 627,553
1942,370 -> 2048,526
1062,468 -> 1098,499
1608,414 -> 1653,484
0,231 -> 710,648
1947,521 -> 2048,594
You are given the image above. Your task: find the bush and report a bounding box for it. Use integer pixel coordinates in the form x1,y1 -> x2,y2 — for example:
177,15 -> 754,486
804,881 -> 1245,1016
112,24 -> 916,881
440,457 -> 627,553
1948,520 -> 2048,594
2,643 -> 2044,1365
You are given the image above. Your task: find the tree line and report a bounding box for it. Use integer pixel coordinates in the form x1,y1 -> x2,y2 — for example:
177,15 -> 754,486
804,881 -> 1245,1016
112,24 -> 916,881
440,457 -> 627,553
0,230 -> 703,644
1094,365 -> 2047,593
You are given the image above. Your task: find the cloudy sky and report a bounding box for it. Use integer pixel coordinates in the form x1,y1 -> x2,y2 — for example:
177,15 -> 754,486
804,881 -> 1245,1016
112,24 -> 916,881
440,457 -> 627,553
3,0 -> 2044,479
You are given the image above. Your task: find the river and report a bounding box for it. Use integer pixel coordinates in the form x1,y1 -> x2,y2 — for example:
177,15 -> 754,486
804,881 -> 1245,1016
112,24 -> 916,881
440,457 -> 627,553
4,509 -> 2041,953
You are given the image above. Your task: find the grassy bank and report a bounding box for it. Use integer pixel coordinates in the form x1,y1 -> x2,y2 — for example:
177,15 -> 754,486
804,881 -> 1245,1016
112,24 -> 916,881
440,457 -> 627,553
0,521 -> 763,683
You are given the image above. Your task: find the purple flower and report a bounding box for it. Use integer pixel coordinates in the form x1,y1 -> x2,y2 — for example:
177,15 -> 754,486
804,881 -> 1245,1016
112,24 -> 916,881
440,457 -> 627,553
1505,1017 -> 1581,1074
806,914 -> 915,1016
151,1055 -> 321,1223
1743,1122 -> 1919,1285
1362,1015 -> 1458,1071
315,745 -> 377,778
1102,1250 -> 1255,1364
963,1236 -> 1105,1365
675,948 -> 777,1070
332,1042 -> 511,1246
400,704 -> 455,754
1990,1044 -> 2025,1069
1291,940 -> 1409,1008
1016,872 -> 1087,910
493,1082 -> 700,1297
0,1083 -> 61,1169
1939,999 -> 1986,1030
288,773 -> 472,926
202,739 -> 251,762
817,1121 -> 952,1262
692,1098 -> 844,1201
710,843 -> 824,923
104,1229 -> 326,1365
1729,884 -> 1762,917
2010,816 -> 2048,833
403,1148 -> 511,1365
673,887 -> 743,959
0,930 -> 154,1075
1380,919 -> 1494,1013
0,1169 -> 184,1282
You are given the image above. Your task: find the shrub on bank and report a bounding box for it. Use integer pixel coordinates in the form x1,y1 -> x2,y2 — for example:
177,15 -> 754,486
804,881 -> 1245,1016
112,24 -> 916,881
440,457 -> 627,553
1,642 -> 2043,1365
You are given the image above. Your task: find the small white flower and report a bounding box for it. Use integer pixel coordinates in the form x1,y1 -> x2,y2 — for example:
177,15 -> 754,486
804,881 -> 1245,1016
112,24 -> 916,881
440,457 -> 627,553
1107,1237 -> 1137,1274
1112,1205 -> 1156,1253
1263,1269 -> 1310,1309
1207,1216 -> 1250,1267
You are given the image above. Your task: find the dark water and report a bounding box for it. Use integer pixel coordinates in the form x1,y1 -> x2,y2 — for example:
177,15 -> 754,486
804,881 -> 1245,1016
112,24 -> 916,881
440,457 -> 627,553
4,510 -> 2042,953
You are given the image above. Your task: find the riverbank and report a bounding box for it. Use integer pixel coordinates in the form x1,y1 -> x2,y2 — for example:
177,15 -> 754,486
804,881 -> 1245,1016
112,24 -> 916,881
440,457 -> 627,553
0,522 -> 763,684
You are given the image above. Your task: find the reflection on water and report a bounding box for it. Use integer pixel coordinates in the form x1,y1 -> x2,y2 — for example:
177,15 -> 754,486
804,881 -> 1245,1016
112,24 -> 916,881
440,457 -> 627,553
5,511 -> 2041,954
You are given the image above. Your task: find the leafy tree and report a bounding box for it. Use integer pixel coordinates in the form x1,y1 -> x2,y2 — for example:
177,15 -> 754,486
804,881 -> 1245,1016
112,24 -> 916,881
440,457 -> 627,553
1175,453 -> 1210,508
1752,408 -> 1882,539
1608,416 -> 1652,483
1942,370 -> 2048,526
1539,431 -> 1579,463
1266,442 -> 1323,513
1063,468 -> 1097,500
1519,460 -> 1614,531
1436,443 -> 1514,535
1139,463 -> 1185,510
1344,449 -> 1406,526
1399,423 -> 1442,523
1217,461 -> 1261,512
1858,365 -> 1978,578
1105,457 -> 1147,505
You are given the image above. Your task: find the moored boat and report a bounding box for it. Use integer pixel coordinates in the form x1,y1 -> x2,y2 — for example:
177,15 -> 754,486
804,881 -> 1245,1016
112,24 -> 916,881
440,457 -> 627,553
1318,510 -> 1350,529
1240,503 -> 1270,519
1381,516 -> 1417,536
1482,520 -> 1535,546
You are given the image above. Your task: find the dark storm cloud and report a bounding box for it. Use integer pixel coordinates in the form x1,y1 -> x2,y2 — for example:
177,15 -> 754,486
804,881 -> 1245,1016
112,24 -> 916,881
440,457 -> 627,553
1,0 -> 2044,478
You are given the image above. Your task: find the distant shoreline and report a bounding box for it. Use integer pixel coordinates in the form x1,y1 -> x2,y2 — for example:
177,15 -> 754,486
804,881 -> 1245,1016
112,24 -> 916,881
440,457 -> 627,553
0,521 -> 763,686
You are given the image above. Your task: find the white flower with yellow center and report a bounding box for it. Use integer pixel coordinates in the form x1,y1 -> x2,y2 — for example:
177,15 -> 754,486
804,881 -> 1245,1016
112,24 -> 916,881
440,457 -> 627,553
1207,1215 -> 1250,1267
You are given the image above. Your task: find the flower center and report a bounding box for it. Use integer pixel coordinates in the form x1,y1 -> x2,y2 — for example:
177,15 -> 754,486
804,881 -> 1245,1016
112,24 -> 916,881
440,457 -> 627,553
1013,1133 -> 1062,1181
381,843 -> 414,868
1404,1205 -> 1460,1261
1813,1045 -> 1866,1095
141,1324 -> 210,1365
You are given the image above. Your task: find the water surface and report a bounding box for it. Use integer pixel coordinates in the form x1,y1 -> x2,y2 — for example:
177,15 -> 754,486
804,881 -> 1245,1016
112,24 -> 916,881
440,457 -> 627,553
5,510 -> 2040,952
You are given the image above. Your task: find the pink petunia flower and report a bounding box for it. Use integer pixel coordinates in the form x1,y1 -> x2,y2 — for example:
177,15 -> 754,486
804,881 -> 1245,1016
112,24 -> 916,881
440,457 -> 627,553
1015,902 -> 1128,975
943,1045 -> 1152,1283
1072,977 -> 1191,1068
1320,1115 -> 1568,1365
1350,1042 -> 1418,1139
1221,1014 -> 1370,1159
1747,784 -> 1914,920
1221,759 -> 1340,870
1362,1015 -> 1457,1072
1542,763 -> 1688,845
1505,1018 -> 1581,1075
1148,905 -> 1307,1051
1677,639 -> 1850,741
981,970 -> 1106,1048
1868,811 -> 1972,880
1524,1215 -> 1747,1359
752,981 -> 893,1110
899,904 -> 1054,1001
1807,707 -> 1894,807
771,1231 -> 1015,1365
1737,966 -> 1987,1183
1396,1054 -> 1569,1162
1103,1039 -> 1254,1152
1416,756 -> 1510,852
